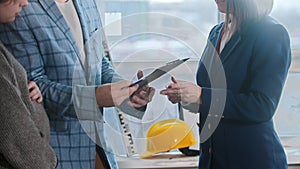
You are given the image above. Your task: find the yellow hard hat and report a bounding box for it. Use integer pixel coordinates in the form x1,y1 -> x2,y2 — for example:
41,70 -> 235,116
140,119 -> 197,158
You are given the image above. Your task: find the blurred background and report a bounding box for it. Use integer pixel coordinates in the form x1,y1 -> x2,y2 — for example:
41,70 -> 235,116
95,0 -> 300,167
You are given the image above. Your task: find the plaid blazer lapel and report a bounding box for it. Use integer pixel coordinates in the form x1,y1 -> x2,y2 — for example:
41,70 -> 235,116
39,0 -> 82,66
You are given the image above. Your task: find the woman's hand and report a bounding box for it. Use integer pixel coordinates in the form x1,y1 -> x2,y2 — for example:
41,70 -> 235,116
160,77 -> 202,104
28,81 -> 43,103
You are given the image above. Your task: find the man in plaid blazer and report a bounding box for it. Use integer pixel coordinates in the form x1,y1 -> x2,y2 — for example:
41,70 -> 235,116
0,0 -> 152,168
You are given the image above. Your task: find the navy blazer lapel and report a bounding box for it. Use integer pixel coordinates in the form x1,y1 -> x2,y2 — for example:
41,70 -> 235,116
201,24 -> 223,75
38,0 -> 81,59
210,25 -> 223,48
205,23 -> 242,81
219,20 -> 256,64
213,29 -> 242,78
219,33 -> 242,64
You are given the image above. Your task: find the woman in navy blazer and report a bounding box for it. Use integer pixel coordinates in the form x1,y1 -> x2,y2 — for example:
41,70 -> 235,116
161,0 -> 291,168
0,0 -> 153,168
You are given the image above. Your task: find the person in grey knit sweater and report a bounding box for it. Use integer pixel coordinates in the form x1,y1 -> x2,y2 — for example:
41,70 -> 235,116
0,0 -> 57,168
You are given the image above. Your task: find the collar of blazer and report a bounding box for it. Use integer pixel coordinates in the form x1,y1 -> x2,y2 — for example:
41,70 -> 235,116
211,17 -> 262,61
209,18 -> 266,76
38,0 -> 82,66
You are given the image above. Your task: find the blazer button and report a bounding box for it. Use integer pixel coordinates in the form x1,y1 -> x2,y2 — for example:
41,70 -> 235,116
40,131 -> 45,138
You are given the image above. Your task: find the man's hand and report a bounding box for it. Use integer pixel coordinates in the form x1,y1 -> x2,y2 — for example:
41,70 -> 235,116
129,70 -> 155,108
95,70 -> 155,110
28,81 -> 43,103
96,80 -> 139,107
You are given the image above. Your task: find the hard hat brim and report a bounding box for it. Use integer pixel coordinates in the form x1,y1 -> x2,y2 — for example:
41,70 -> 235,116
139,151 -> 156,159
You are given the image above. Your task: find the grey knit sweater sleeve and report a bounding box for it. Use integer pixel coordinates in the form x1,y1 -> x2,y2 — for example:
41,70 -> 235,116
0,43 -> 57,169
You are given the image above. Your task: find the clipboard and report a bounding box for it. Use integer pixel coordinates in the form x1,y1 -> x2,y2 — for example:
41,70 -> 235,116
129,58 -> 190,90
117,58 -> 190,157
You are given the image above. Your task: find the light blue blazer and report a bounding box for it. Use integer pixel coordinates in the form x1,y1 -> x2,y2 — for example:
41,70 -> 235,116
196,16 -> 291,169
0,0 -> 121,168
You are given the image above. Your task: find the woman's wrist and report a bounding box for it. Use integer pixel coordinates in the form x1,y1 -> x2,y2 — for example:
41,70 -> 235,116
197,86 -> 202,104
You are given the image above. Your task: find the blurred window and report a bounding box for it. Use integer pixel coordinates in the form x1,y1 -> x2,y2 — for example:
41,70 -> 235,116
98,0 -> 300,163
